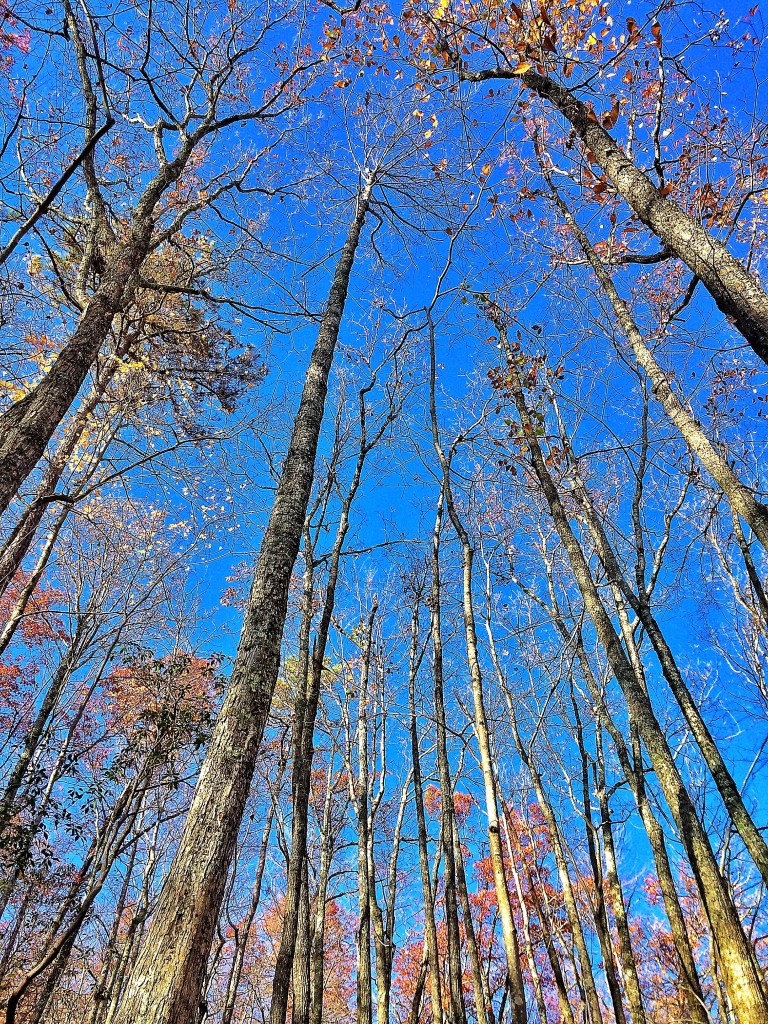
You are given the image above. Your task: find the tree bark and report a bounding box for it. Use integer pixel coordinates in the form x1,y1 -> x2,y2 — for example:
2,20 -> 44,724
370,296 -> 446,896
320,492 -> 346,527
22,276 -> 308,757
0,504 -> 69,659
504,709 -> 602,1024
0,0 -> 273,518
0,609 -> 94,839
502,808 -> 549,1024
408,593 -> 445,1024
271,372 -> 386,1024
451,811 -> 490,1024
292,856 -> 312,1024
355,602 -> 378,1024
525,870 -> 576,1024
593,724 -> 648,1024
268,531 -> 316,1024
579,637 -> 709,1024
110,185 -> 371,1024
371,767 -> 410,1024
569,690 -> 627,1024
5,778 -> 146,1024
430,488 -> 467,1024
89,832 -> 141,1024
0,161 -> 189,515
0,345 -> 122,602
220,797 -> 278,1024
521,559 -> 709,1024
309,760 -> 338,1024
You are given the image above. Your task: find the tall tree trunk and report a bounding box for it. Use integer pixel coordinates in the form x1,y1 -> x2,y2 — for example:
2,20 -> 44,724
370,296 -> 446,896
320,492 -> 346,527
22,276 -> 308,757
292,856 -> 312,1024
111,185 -> 371,1024
0,504 -> 69,659
500,334 -> 768,1024
406,946 -> 430,1024
90,832 -> 141,1024
408,843 -> 446,1024
430,487 -> 467,1024
309,760 -> 338,1024
593,725 -> 648,1024
523,563 -> 708,1024
589,660 -> 709,1024
269,530 -> 316,1024
569,690 -> 627,1024
367,768 -> 409,1024
0,883 -> 35,985
220,797 -> 278,1024
376,770 -> 412,1024
0,609 -> 94,839
503,709 -> 602,1024
355,603 -> 378,1024
271,373 -> 386,1024
530,880 -> 577,1024
26,922 -> 81,1024
5,778 -> 146,1024
429,318 -> 527,1024
502,808 -> 549,1024
408,592 -> 444,1024
104,814 -> 166,1024
0,145 -> 199,515
0,644 -> 120,919
369,836 -> 389,1024
451,812 -> 490,1024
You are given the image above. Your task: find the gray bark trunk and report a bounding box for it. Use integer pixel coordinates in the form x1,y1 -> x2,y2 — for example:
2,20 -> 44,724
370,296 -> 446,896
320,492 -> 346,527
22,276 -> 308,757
110,186 -> 371,1024
430,489 -> 467,1024
309,762 -> 337,1024
271,375 -> 382,1024
408,594 -> 445,1024
355,603 -> 378,1024
593,725 -> 648,1024
452,808 -> 490,1024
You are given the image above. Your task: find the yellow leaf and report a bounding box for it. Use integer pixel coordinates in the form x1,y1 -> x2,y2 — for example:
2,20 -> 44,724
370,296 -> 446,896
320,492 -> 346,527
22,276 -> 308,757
0,381 -> 29,402
513,62 -> 532,74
